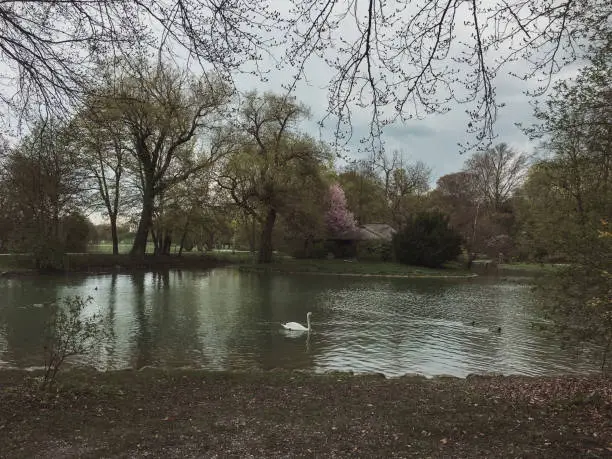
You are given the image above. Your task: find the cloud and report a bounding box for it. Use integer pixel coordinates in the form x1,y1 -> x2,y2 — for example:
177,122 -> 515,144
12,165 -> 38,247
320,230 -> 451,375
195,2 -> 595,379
231,4 -> 559,183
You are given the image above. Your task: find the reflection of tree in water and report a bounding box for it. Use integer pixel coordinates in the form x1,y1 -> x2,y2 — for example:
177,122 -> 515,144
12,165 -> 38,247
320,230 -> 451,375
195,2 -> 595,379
0,276 -> 82,368
4,306 -> 49,367
127,270 -> 207,369
194,269 -> 246,370
152,270 -> 203,367
98,273 -> 119,369
130,271 -> 154,369
0,320 -> 8,365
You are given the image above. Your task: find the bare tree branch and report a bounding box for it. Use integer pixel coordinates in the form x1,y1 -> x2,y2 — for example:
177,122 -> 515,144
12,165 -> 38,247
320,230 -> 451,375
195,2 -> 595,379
283,0 -> 610,150
0,0 -> 278,120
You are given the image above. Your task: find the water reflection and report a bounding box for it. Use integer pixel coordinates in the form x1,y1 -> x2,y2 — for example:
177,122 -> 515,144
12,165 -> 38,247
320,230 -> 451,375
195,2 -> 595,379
0,268 -> 603,377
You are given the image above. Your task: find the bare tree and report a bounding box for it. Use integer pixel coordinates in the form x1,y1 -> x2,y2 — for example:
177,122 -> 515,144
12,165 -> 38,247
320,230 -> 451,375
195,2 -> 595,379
372,149 -> 430,228
374,150 -> 401,199
375,151 -> 430,197
0,0 -> 275,117
84,60 -> 233,256
283,0 -> 610,149
464,143 -> 529,210
70,99 -> 129,255
3,0 -> 608,150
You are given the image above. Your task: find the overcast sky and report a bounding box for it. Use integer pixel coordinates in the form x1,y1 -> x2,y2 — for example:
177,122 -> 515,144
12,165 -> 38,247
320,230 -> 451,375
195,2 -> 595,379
230,1 -> 582,185
0,0 -> 583,186
235,63 -> 541,184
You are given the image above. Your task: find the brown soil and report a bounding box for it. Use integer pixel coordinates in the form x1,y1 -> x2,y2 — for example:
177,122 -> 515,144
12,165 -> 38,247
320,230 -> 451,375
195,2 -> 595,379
0,369 -> 610,458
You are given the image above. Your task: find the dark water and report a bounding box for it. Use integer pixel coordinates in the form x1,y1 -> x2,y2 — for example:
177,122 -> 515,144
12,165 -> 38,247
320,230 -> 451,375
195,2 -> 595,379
0,268 -> 602,377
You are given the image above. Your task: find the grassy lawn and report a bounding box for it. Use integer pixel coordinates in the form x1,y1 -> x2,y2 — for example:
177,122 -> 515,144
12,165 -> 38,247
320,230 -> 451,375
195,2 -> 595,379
86,244 -> 261,263
239,258 -> 474,277
498,262 -> 566,273
2,246 -> 562,278
86,243 -> 137,254
0,369 -> 609,458
0,253 -> 36,271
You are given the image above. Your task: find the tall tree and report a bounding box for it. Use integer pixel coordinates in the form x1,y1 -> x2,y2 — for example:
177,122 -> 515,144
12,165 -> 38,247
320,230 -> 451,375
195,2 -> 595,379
0,136 -> 12,251
431,172 -> 479,261
337,163 -> 387,225
0,119 -> 83,268
71,94 -> 132,255
431,168 -> 518,262
519,36 -> 611,363
86,61 -> 232,256
150,166 -> 220,256
277,173 -> 329,258
373,150 -> 431,229
218,92 -> 330,263
464,143 -> 529,211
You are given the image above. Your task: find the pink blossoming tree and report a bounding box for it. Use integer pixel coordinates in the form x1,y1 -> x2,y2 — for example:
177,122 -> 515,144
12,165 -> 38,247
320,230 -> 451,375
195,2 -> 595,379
325,183 -> 357,237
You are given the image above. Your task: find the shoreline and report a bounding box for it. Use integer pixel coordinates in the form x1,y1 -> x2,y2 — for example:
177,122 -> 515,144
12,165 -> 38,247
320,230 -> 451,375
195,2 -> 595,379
1,253 -> 555,280
239,266 -> 478,279
0,253 -> 233,279
0,366 -> 604,380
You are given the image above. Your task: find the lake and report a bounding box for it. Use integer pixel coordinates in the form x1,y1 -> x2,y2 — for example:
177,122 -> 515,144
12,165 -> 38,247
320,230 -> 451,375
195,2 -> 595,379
0,268 -> 602,377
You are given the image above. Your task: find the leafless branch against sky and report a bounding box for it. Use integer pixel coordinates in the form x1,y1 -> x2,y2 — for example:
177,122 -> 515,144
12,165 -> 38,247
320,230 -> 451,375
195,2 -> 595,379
0,0 -> 609,153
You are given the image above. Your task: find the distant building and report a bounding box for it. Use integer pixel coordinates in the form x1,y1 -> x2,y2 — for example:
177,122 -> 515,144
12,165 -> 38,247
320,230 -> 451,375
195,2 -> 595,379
355,224 -> 397,241
328,223 -> 396,259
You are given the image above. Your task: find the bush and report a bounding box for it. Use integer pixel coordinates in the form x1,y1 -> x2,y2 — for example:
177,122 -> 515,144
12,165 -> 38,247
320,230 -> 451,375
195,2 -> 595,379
393,211 -> 462,268
357,240 -> 393,261
41,296 -> 105,389
62,212 -> 91,253
288,240 -> 328,259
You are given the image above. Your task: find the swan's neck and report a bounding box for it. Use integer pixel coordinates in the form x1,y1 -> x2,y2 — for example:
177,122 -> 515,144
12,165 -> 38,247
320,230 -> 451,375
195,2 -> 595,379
307,315 -> 311,330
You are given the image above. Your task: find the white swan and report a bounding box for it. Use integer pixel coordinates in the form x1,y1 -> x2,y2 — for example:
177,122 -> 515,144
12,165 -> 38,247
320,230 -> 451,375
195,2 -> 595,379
281,312 -> 312,332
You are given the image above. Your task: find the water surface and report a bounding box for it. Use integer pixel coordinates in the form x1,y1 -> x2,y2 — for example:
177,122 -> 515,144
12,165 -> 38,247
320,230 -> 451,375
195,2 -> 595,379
0,268 -> 601,377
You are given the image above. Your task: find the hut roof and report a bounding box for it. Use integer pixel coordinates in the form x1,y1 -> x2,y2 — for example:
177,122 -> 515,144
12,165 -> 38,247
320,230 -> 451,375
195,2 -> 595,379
360,224 -> 397,241
333,224 -> 397,241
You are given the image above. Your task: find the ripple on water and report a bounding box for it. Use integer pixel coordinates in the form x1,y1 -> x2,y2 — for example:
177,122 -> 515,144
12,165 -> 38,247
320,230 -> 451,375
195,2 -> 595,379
0,271 -> 604,377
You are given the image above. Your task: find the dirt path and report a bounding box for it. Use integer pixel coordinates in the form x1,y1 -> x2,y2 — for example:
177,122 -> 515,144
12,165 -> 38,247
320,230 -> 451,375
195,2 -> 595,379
1,370 -> 610,458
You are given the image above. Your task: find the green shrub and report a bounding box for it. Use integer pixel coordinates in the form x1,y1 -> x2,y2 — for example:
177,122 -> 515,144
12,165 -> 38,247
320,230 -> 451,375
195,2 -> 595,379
42,296 -> 105,389
393,211 -> 462,268
290,240 -> 329,259
357,240 -> 392,261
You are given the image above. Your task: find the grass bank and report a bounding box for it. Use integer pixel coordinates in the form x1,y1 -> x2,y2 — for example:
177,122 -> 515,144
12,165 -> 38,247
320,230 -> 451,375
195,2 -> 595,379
239,258 -> 475,278
1,250 -> 560,279
497,262 -> 565,274
0,253 -> 231,277
0,369 -> 609,458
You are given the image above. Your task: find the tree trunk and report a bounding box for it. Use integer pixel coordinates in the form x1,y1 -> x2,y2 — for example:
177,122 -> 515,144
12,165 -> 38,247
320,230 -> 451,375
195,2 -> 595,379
131,186 -> 154,256
303,237 -> 312,258
151,229 -> 160,255
110,214 -> 119,255
258,208 -> 276,263
250,216 -> 257,254
178,216 -> 191,257
162,232 -> 172,255
178,230 -> 187,256
466,252 -> 476,270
